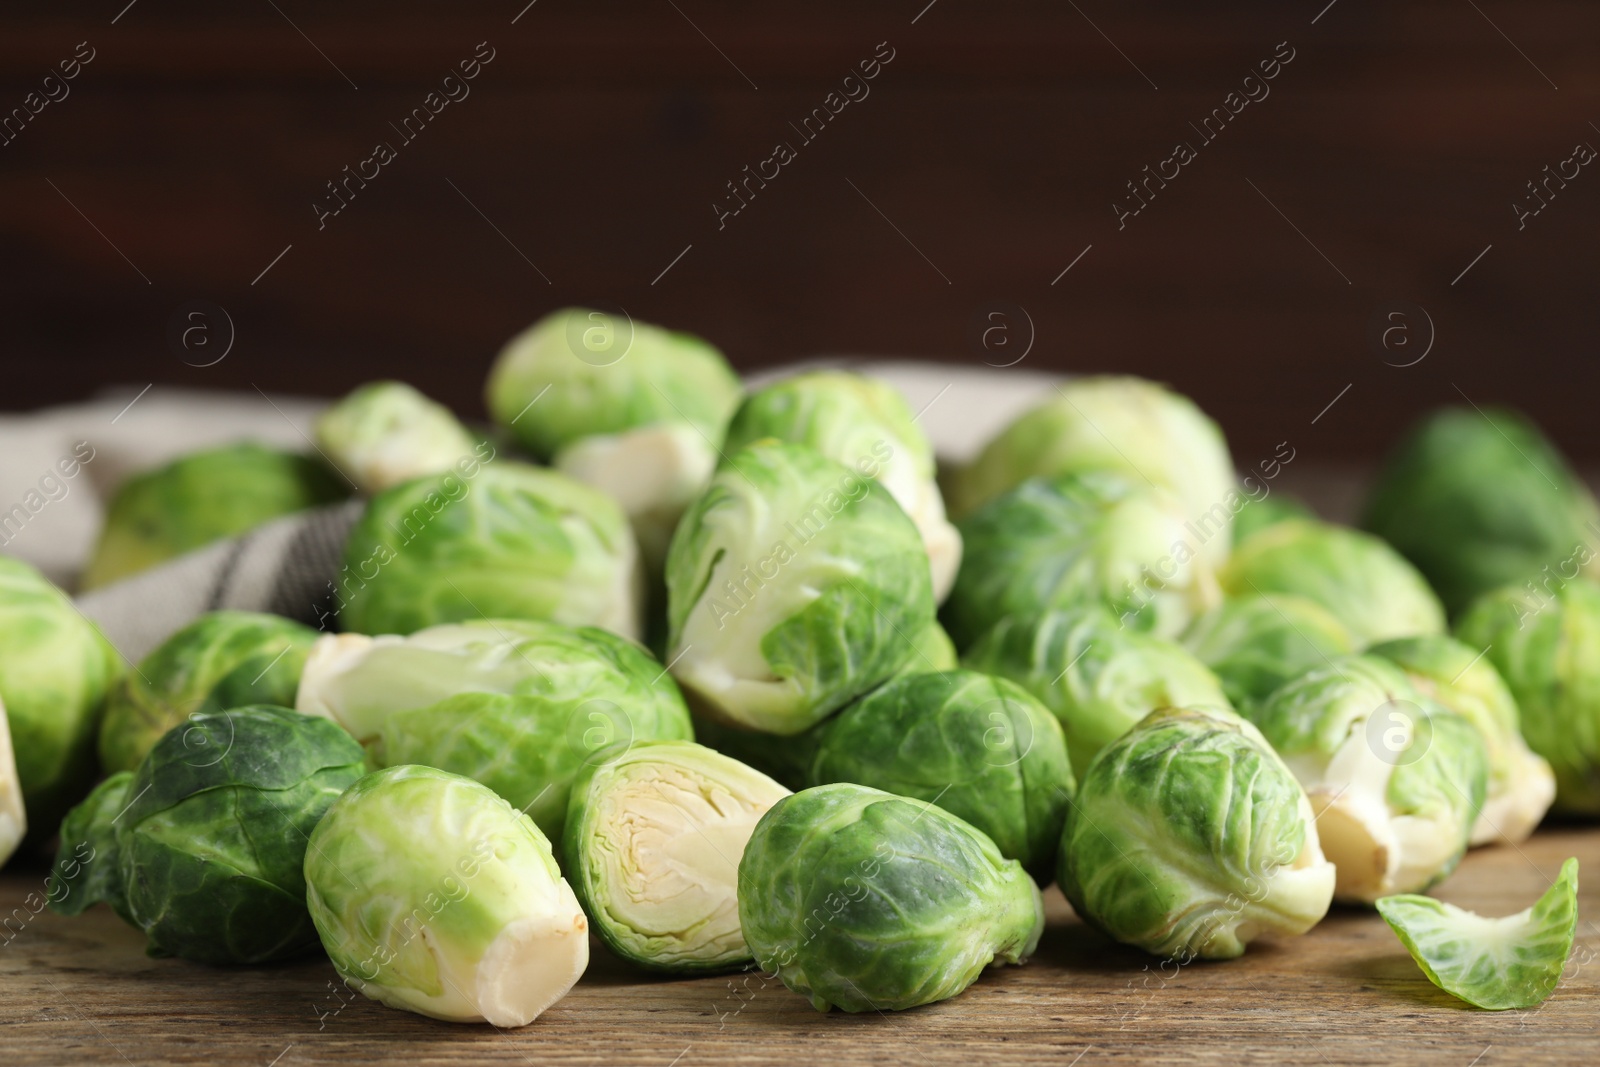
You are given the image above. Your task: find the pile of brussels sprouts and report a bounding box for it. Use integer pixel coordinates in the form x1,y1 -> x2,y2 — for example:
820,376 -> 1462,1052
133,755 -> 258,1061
0,309 -> 1588,1023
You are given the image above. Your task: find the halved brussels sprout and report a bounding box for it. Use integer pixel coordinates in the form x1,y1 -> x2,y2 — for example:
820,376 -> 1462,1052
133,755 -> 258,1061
0,698 -> 23,867
721,371 -> 963,602
1364,407 -> 1600,614
665,440 -> 934,735
1456,579 -> 1600,816
296,620 -> 692,840
45,770 -> 133,922
1377,857 -> 1579,1010
487,308 -> 742,574
952,376 -> 1235,567
340,461 -> 642,640
1367,634 -> 1555,844
306,764 -> 589,1026
1181,594 -> 1356,714
97,611 -> 318,774
1221,519 -> 1446,645
82,442 -> 351,589
1059,705 -> 1335,960
315,380 -> 481,494
945,469 -> 1220,646
1249,656 -> 1487,903
964,606 -> 1231,779
0,556 -> 123,836
1232,493 -> 1316,546
806,670 -> 1073,879
50,705 -> 365,963
564,740 -> 789,973
739,783 -> 1043,1012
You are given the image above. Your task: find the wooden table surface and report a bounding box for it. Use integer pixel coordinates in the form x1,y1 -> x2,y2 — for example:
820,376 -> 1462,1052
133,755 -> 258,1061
2,827 -> 1595,1067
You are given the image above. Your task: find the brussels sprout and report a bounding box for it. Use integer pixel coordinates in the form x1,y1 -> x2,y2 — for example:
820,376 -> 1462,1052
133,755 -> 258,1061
952,376 -> 1235,567
82,442 -> 351,589
903,619 -> 959,673
1058,705 -> 1336,960
564,740 -> 789,973
1181,594 -> 1356,714
49,705 -> 365,963
0,556 -> 122,834
339,461 -> 642,640
97,611 -> 318,774
1363,407 -> 1600,615
1221,519 -> 1446,645
964,606 -> 1232,779
45,770 -> 133,922
297,620 -> 692,840
944,469 -> 1220,646
306,765 -> 589,1026
1367,634 -> 1555,845
722,371 -> 963,602
739,783 -> 1044,1012
665,440 -> 934,735
487,309 -> 742,573
806,670 -> 1072,879
315,381 -> 481,495
1456,579 -> 1600,816
1249,656 -> 1487,903
1232,493 -> 1315,546
1376,856 -> 1579,1011
0,699 -> 23,867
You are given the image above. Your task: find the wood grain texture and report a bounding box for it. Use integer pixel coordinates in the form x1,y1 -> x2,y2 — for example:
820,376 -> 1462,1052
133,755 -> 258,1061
2,828 -> 1595,1066
1,2 -> 1599,464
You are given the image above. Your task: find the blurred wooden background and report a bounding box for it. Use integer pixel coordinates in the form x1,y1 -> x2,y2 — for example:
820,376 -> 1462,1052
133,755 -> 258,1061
2,0 -> 1598,465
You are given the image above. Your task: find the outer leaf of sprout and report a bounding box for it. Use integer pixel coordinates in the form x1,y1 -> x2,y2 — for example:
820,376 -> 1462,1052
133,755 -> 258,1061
1376,857 -> 1579,1010
1181,594 -> 1356,715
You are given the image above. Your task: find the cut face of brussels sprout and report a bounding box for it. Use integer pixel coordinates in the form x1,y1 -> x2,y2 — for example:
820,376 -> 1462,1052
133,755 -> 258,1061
554,421 -> 720,574
97,611 -> 318,774
665,440 -> 935,735
46,770 -> 133,921
739,783 -> 1044,1012
945,469 -> 1221,646
1221,519 -> 1446,645
296,620 -> 692,840
1367,634 -> 1554,845
1059,705 -> 1335,960
952,376 -> 1236,568
0,698 -> 23,867
0,556 -> 123,836
315,380 -> 480,495
82,442 -> 351,590
564,741 -> 789,973
339,461 -> 642,640
1181,594 -> 1356,714
1456,579 -> 1600,816
721,371 -> 963,602
1377,857 -> 1579,1010
1364,407 -> 1600,615
965,606 -> 1232,780
52,705 -> 366,963
305,765 -> 589,1027
1249,656 -> 1487,903
807,670 -> 1073,879
486,307 -> 742,462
